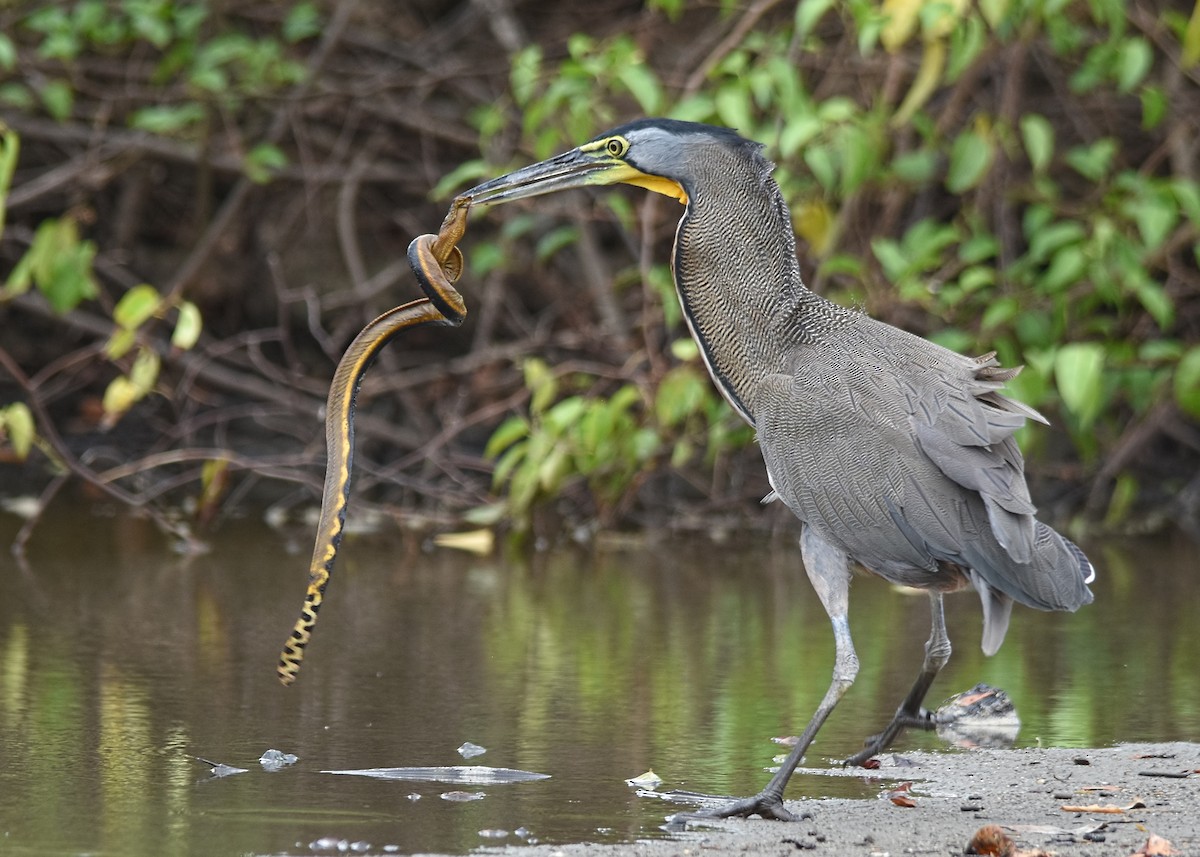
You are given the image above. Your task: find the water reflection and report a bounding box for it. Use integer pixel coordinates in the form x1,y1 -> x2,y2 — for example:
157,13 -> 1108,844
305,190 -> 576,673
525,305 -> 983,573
0,504 -> 1197,855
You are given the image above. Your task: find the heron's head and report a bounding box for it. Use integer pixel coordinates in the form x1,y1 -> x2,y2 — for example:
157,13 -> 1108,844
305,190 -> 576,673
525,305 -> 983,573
462,119 -> 759,208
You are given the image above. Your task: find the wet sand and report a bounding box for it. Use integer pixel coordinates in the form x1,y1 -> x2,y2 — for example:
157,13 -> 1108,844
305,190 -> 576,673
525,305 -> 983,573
472,743 -> 1198,857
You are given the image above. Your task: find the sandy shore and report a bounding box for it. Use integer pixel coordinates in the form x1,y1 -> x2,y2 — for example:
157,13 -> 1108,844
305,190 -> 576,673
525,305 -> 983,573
467,743 -> 1198,857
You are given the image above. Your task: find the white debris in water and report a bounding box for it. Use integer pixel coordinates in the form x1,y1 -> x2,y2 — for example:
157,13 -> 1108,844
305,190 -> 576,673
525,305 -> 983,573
478,829 -> 509,839
406,793 -> 421,802
309,836 -> 342,850
193,756 -> 247,778
0,496 -> 41,520
625,770 -> 663,789
259,749 -> 298,771
440,790 -> 486,802
350,842 -> 371,852
382,847 -> 400,853
457,741 -> 486,758
514,827 -> 531,839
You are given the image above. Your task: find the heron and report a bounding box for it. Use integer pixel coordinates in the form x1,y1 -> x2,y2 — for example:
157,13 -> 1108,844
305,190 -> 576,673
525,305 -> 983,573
280,119 -> 1095,822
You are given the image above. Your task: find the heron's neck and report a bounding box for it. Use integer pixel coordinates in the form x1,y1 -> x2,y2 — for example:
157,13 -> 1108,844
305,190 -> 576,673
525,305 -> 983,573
670,174 -> 848,424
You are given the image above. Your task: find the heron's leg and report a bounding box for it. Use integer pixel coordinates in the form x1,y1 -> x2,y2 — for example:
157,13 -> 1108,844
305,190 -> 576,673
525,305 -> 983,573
684,526 -> 858,822
844,591 -> 951,766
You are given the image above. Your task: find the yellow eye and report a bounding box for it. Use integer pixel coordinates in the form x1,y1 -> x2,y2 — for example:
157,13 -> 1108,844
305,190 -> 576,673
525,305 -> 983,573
605,137 -> 628,157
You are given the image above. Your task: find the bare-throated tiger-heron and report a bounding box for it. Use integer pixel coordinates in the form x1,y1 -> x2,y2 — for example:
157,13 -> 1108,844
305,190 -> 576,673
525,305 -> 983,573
279,119 -> 1095,822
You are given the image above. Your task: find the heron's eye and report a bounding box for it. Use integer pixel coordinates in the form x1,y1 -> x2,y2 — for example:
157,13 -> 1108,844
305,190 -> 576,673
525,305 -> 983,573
605,137 -> 628,158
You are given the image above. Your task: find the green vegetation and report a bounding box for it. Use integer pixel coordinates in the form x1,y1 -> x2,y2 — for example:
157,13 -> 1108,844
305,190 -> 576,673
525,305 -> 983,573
466,0 -> 1200,531
0,0 -> 1196,548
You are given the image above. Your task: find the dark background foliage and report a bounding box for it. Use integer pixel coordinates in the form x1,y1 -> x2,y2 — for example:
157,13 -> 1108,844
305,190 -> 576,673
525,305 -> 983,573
1,0 -> 1198,552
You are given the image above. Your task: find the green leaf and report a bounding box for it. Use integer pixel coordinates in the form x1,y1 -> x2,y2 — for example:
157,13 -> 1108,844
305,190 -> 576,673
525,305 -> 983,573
648,0 -> 684,19
1028,220 -> 1086,263
283,1 -> 321,42
1122,189 -> 1178,250
669,338 -> 700,362
1040,246 -> 1087,293
1019,114 -> 1055,173
102,376 -> 140,421
543,396 -> 587,434
244,143 -> 288,184
655,366 -> 708,428
804,145 -> 836,192
113,284 -> 161,330
1132,279 -> 1174,329
946,129 -> 994,193
1184,0 -> 1200,68
510,45 -> 542,107
981,296 -> 1018,331
891,149 -> 937,184
838,123 -> 877,195
1054,342 -> 1106,427
106,327 -> 137,360
1103,472 -> 1139,528
40,79 -> 74,122
714,85 -> 753,133
524,358 -> 557,415
0,83 -> 35,110
129,347 -> 160,395
0,402 -> 35,459
1115,36 -> 1152,92
617,64 -> 662,114
795,0 -> 836,38
0,34 -> 16,71
430,159 -> 490,201
1065,138 -> 1117,182
0,129 -> 18,236
1174,346 -> 1200,419
871,238 -> 908,282
535,225 -> 579,262
491,440 -> 527,487
28,218 -> 98,312
130,103 -> 206,135
171,301 -> 202,350
1141,85 -> 1167,129
485,416 -> 530,459
1172,178 -> 1200,226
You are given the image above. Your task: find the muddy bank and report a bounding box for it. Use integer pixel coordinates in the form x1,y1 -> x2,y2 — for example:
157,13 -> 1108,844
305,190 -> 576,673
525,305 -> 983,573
470,743 -> 1198,857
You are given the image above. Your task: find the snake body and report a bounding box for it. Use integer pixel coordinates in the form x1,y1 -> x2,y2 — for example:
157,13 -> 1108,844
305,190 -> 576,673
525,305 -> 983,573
277,199 -> 470,686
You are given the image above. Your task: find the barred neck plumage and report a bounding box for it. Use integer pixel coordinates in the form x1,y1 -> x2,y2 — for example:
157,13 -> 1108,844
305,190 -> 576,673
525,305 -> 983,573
669,145 -> 854,424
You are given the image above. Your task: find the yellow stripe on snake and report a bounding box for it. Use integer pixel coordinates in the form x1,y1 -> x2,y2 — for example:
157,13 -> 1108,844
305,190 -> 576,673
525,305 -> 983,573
277,198 -> 471,686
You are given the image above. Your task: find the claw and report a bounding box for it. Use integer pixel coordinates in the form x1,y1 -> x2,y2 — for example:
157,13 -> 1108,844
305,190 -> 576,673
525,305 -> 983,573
672,793 -> 801,822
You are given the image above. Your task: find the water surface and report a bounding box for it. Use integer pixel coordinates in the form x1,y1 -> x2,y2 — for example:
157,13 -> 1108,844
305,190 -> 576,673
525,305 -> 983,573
0,504 -> 1196,856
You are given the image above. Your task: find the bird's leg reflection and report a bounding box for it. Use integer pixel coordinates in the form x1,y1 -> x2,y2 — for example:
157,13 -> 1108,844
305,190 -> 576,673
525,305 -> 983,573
844,592 -> 952,766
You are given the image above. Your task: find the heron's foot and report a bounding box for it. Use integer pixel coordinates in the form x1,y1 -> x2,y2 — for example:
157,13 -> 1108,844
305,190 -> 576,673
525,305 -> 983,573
671,792 -> 801,822
844,708 -> 940,767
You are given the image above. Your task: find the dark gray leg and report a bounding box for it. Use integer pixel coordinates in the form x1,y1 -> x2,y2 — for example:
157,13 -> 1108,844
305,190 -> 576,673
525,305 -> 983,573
844,591 -> 951,766
686,525 -> 858,821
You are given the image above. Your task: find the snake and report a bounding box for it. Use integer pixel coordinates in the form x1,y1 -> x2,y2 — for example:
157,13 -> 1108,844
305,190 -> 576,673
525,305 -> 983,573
277,196 -> 471,686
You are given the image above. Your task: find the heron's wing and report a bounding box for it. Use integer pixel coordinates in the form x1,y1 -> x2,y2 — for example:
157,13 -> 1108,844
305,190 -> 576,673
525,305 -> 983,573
902,349 -> 1040,562
754,321 -> 1092,640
